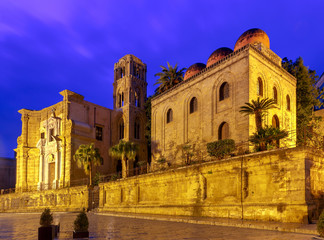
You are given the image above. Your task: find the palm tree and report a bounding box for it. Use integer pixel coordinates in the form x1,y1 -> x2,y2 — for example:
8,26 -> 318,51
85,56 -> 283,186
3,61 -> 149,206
109,140 -> 138,178
249,126 -> 288,151
73,143 -> 103,186
239,97 -> 276,130
154,62 -> 186,94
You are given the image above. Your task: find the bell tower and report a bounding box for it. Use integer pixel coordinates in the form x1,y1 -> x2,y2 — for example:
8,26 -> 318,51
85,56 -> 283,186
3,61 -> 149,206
113,54 -> 148,174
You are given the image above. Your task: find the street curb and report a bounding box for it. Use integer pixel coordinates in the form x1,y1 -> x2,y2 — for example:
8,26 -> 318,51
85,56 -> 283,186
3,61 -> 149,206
95,212 -> 318,236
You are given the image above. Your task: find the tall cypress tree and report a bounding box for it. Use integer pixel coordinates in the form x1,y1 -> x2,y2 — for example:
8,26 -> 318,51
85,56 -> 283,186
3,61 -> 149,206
282,57 -> 323,145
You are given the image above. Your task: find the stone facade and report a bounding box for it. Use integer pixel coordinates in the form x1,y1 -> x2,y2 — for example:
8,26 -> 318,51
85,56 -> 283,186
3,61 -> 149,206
15,55 -> 147,192
151,42 -> 297,167
98,147 -> 324,223
0,185 -> 88,212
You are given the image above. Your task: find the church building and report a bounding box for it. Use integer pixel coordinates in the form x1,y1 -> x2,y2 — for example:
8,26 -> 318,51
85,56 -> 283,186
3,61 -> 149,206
15,55 -> 147,191
151,28 -> 297,167
15,28 -> 297,192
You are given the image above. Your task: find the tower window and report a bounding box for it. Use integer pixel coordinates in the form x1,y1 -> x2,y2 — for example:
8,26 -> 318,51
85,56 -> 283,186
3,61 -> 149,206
218,122 -> 229,140
96,126 -> 103,141
219,82 -> 229,101
41,132 -> 45,139
190,97 -> 198,114
273,87 -> 278,104
119,120 -> 124,140
286,95 -> 291,111
121,67 -> 125,78
118,92 -> 124,107
257,77 -> 263,97
134,119 -> 140,139
166,109 -> 173,123
135,91 -> 140,107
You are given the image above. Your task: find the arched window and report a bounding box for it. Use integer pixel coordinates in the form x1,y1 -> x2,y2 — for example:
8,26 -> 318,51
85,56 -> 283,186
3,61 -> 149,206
218,122 -> 229,140
134,118 -> 140,139
257,77 -> 263,96
286,95 -> 290,111
219,82 -> 229,101
135,91 -> 140,107
119,120 -> 124,140
272,115 -> 279,128
273,87 -> 278,104
118,92 -> 124,107
272,115 -> 280,147
189,97 -> 198,114
166,109 -> 173,123
121,67 -> 125,78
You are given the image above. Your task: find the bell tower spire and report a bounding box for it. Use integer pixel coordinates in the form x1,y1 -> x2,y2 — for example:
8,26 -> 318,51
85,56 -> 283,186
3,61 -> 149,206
112,54 -> 148,175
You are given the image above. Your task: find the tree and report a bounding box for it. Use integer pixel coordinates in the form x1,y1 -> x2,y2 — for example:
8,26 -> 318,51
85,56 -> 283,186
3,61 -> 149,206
73,143 -> 103,186
154,62 -> 186,95
145,96 -> 152,164
239,97 -> 276,130
109,140 -> 138,178
181,144 -> 194,165
282,57 -> 323,145
249,126 -> 288,151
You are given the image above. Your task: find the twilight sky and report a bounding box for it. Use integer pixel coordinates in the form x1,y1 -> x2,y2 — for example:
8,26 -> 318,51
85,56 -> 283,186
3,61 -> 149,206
0,0 -> 323,158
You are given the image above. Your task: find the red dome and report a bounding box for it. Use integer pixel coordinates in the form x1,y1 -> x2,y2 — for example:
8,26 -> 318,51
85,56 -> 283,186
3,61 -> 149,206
184,63 -> 206,80
206,47 -> 233,67
234,28 -> 270,51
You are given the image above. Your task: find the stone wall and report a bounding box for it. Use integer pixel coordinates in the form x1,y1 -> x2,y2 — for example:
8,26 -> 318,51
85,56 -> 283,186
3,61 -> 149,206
99,147 -> 324,223
151,44 -> 296,168
0,185 -> 88,212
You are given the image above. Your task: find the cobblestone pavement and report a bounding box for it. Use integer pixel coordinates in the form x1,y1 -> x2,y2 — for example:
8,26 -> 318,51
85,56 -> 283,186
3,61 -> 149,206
0,212 -> 320,239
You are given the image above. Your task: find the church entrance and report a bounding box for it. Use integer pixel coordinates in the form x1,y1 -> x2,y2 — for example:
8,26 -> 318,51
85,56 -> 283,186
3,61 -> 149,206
48,162 -> 55,189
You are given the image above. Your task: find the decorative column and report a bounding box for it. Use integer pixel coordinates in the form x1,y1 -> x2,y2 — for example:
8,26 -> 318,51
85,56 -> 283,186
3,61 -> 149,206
21,113 -> 29,191
38,153 -> 44,190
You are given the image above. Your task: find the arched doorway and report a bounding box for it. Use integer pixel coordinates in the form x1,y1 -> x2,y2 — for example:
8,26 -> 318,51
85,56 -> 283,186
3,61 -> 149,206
218,122 -> 229,140
272,115 -> 280,147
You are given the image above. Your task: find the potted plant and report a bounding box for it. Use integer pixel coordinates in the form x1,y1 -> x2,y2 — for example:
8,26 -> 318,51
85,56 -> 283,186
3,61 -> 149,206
38,208 -> 54,240
73,208 -> 89,238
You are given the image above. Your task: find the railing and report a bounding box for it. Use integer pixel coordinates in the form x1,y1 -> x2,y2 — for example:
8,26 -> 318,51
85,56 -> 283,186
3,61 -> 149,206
98,166 -> 148,184
2,131 -> 322,195
0,178 -> 89,195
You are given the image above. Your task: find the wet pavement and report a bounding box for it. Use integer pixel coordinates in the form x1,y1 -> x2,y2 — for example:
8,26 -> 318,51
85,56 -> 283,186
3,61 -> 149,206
0,212 -> 320,239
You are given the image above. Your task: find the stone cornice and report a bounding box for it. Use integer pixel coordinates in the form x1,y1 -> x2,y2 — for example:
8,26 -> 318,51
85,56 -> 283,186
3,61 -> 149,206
249,45 -> 296,84
152,45 -> 250,102
152,44 -> 296,104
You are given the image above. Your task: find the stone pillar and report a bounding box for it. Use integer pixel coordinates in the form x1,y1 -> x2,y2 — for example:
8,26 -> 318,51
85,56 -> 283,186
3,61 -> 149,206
54,150 -> 59,189
21,114 -> 29,191
38,153 -> 44,190
22,114 -> 29,147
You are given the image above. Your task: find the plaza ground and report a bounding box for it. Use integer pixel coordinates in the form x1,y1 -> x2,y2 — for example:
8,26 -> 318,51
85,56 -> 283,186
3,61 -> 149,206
0,212 -> 320,240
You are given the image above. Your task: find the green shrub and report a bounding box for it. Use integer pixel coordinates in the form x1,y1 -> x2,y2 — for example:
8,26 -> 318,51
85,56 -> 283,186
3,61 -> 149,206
74,208 -> 89,232
40,208 -> 53,227
207,139 -> 235,159
249,126 -> 288,151
110,174 -> 118,181
92,172 -> 100,186
317,210 -> 324,237
157,157 -> 166,164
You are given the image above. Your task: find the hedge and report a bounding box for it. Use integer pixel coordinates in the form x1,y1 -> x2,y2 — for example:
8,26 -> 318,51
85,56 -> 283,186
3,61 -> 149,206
207,139 -> 235,159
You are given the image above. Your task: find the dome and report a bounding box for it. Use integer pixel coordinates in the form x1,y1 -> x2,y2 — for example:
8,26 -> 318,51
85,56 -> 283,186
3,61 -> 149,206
234,28 -> 270,51
206,47 -> 233,67
184,63 -> 206,80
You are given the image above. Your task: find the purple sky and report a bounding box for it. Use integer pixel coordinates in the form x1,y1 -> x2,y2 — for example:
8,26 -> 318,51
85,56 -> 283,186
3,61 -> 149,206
1,0 -> 324,158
